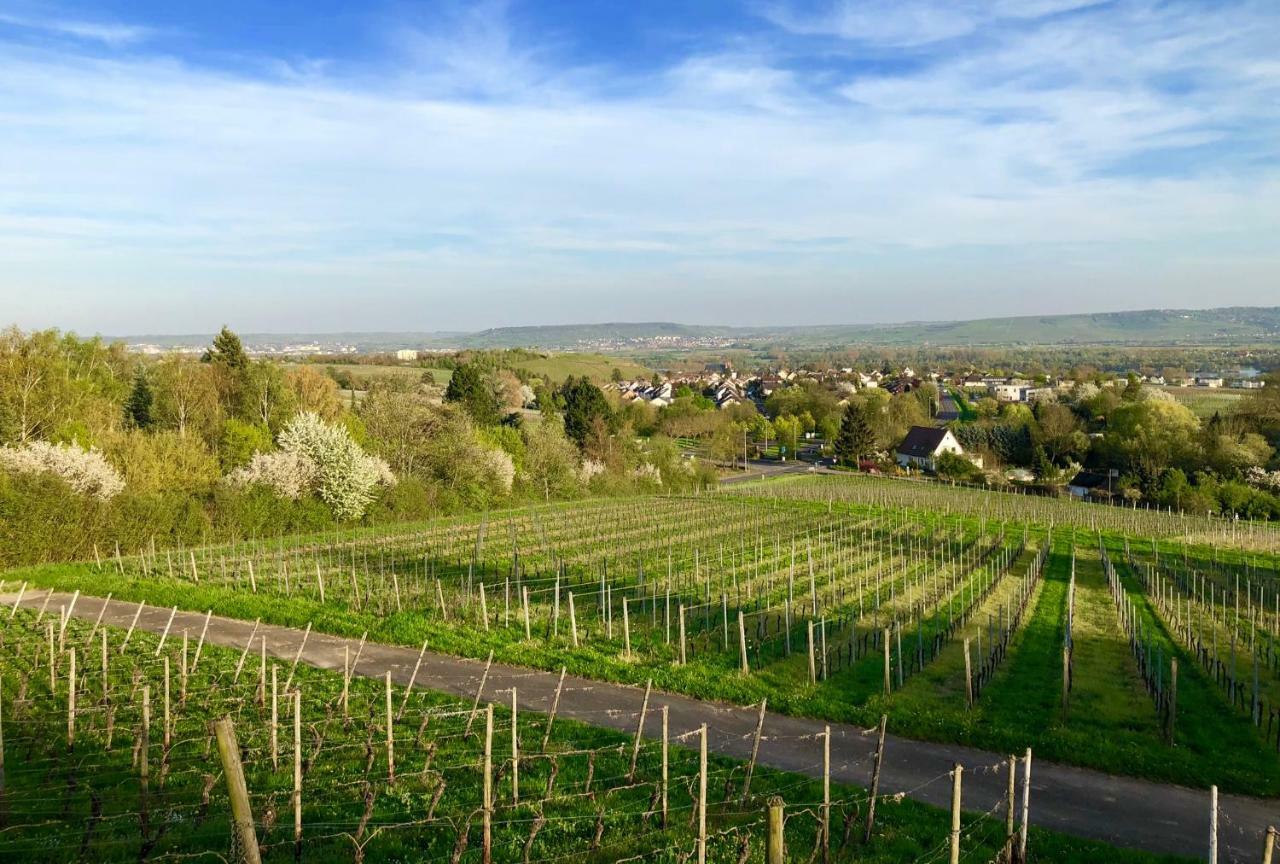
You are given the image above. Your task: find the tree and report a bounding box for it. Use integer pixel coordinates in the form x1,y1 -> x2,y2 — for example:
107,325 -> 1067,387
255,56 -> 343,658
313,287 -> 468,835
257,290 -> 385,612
203,326 -> 251,416
834,402 -> 875,466
773,414 -> 801,460
560,376 -> 613,449
1034,402 -> 1086,464
123,366 -> 154,429
444,362 -> 502,426
285,365 -> 342,420
152,355 -> 222,441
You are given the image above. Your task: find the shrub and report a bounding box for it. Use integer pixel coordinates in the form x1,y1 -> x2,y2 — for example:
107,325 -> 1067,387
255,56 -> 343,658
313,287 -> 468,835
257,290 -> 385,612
0,439 -> 124,500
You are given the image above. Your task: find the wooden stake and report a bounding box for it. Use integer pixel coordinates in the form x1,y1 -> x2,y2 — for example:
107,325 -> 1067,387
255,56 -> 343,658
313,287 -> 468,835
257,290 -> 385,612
568,592 -> 579,647
271,666 -> 279,770
522,587 -> 531,640
963,638 -> 974,708
479,583 -> 489,631
822,726 -> 831,864
738,610 -> 750,674
883,627 -> 892,695
385,671 -> 395,784
741,698 -> 767,803
1261,826 -> 1275,864
623,597 -> 632,658
66,648 -> 76,750
660,705 -> 669,829
214,718 -> 263,864
397,639 -> 429,720
542,667 -> 566,752
808,620 -> 817,685
7,582 -> 26,619
1209,785 -> 1218,864
1005,754 -> 1016,860
767,796 -> 785,864
233,619 -> 261,684
1166,659 -> 1178,745
697,723 -> 708,864
864,715 -> 887,843
1018,749 -> 1032,862
483,704 -> 493,864
191,610 -> 212,672
120,601 -> 145,654
155,606 -> 177,656
465,651 -> 494,740
511,687 -> 519,805
293,688 -> 303,858
949,763 -> 963,864
628,680 -> 651,781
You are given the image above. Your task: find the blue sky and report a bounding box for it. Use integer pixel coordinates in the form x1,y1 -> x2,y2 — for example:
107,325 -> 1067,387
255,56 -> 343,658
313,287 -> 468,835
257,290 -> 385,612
1,0 -> 1277,334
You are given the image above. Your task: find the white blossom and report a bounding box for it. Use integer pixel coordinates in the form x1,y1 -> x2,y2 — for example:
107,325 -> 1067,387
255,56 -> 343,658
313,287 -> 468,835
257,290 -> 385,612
1246,466 -> 1280,492
579,459 -> 605,482
225,450 -> 316,500
478,447 -> 515,493
225,412 -> 395,519
633,462 -> 663,485
0,440 -> 125,500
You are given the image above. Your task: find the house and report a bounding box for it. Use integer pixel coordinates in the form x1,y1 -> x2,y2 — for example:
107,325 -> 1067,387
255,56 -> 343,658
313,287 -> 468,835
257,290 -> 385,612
1193,374 -> 1225,388
394,349 -> 419,361
1067,471 -> 1110,499
895,426 -> 966,472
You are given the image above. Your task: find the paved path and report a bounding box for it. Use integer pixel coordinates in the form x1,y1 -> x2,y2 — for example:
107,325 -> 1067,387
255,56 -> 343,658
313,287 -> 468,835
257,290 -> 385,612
6,588 -> 1277,861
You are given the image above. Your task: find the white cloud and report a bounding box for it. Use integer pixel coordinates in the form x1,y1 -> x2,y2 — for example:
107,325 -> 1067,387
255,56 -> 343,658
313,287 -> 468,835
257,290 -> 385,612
0,11 -> 152,46
0,0 -> 1277,332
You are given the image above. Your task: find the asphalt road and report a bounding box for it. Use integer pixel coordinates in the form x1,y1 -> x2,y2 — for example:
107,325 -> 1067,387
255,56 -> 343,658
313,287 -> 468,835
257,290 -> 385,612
5,588 -> 1277,861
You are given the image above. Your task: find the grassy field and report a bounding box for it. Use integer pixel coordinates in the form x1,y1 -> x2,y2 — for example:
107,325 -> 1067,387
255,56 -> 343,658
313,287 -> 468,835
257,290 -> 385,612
7,480 -> 1280,797
1156,386 -> 1246,418
0,602 -> 1190,863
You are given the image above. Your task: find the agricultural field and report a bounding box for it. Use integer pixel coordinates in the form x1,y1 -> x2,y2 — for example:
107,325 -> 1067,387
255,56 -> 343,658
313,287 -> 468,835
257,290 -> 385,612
1156,386 -> 1246,419
0,600 -> 1179,863
7,475 -> 1280,807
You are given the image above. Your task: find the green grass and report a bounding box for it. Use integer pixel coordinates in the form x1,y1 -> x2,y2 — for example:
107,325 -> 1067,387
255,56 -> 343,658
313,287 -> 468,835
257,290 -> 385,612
1157,386 -> 1245,419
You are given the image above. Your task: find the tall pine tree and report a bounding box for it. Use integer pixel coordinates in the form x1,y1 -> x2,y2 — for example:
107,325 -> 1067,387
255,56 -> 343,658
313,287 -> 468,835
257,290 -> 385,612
834,401 -> 874,466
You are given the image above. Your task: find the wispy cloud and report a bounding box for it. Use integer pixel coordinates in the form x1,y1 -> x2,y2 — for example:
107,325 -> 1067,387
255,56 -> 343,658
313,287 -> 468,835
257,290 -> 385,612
0,10 -> 153,47
0,0 -> 1277,332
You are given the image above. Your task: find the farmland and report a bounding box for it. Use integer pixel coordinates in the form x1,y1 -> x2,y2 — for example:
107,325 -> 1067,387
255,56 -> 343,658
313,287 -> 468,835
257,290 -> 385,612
0,593 -> 1190,863
1156,386 -> 1246,419
8,474 -> 1280,808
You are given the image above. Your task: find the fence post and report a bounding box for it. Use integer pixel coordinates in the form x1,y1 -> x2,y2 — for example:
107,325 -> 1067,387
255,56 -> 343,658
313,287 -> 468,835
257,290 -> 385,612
883,628 -> 891,695
293,688 -> 302,861
1018,748 -> 1031,862
214,717 -> 262,864
822,725 -> 831,864
766,796 -> 785,864
511,687 -> 519,806
483,704 -> 493,864
1166,659 -> 1178,745
385,671 -> 395,784
1005,754 -> 1016,860
1209,785 -> 1218,864
698,723 -> 708,864
949,763 -> 963,864
1261,826 -> 1276,864
739,611 -> 750,675
963,638 -> 973,708
661,705 -> 669,829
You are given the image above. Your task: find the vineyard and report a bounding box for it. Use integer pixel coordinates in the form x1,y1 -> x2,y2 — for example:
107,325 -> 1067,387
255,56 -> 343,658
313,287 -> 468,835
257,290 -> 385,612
3,474 -> 1280,860
0,601 -> 1175,863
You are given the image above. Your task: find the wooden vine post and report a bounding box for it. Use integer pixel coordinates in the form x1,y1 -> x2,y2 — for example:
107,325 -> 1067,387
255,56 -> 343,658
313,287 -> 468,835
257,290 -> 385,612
741,698 -> 767,803
293,688 -> 302,859
949,763 -> 963,864
1018,749 -> 1032,862
822,725 -> 831,864
864,715 -> 887,843
214,717 -> 262,864
511,687 -> 519,806
385,671 -> 395,784
483,704 -> 494,864
697,723 -> 708,864
766,796 -> 785,864
660,705 -> 669,829
628,680 -> 652,782
541,667 -> 566,752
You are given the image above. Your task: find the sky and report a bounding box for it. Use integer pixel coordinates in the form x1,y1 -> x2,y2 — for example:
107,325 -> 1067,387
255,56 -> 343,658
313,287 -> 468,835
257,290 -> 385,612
1,0 -> 1277,335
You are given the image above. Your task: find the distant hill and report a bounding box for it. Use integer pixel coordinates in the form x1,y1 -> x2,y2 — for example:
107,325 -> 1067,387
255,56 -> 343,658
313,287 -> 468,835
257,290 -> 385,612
116,306 -> 1280,353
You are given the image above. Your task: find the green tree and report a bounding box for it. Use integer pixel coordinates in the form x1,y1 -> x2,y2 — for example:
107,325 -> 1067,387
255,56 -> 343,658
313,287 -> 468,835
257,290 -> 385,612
124,366 -> 154,429
559,376 -> 613,449
834,401 -> 874,466
444,362 -> 502,426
